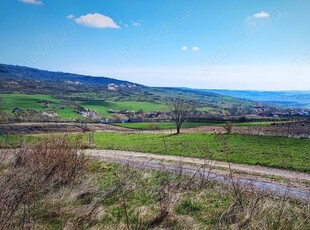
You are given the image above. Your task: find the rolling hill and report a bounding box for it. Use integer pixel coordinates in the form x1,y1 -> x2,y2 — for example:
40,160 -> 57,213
0,64 -> 287,121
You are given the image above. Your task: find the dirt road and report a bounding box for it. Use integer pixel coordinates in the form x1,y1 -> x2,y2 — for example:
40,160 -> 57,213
2,122 -> 310,139
85,149 -> 310,202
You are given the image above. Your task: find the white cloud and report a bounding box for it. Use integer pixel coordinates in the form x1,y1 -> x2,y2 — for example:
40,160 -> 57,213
247,11 -> 270,26
192,46 -> 200,51
181,46 -> 188,51
181,46 -> 200,51
66,14 -> 75,19
253,11 -> 270,18
132,21 -> 142,27
19,0 -> 42,5
74,13 -> 120,29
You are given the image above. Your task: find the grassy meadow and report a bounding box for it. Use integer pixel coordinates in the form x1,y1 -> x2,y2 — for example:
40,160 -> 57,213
78,100 -> 168,117
0,94 -> 79,120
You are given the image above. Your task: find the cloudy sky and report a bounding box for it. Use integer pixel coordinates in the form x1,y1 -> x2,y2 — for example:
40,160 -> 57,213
1,0 -> 310,90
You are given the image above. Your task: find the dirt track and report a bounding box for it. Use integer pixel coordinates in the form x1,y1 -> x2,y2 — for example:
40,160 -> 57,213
86,149 -> 310,202
2,147 -> 309,201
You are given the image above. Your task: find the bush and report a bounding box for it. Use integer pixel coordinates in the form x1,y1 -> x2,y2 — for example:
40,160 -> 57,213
16,136 -> 88,186
0,136 -> 88,228
224,121 -> 233,134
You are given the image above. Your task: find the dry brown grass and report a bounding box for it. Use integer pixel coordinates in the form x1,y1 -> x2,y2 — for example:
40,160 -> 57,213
0,136 -> 88,229
15,136 -> 88,186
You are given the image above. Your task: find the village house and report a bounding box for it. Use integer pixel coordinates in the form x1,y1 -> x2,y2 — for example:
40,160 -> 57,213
42,111 -> 58,118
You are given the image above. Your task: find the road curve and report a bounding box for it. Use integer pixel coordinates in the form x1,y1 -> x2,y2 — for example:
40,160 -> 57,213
86,149 -> 310,202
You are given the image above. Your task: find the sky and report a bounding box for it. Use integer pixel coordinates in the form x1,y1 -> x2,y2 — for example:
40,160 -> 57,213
0,0 -> 310,90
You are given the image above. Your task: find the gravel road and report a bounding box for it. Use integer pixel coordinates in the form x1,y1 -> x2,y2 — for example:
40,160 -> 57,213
85,149 -> 310,202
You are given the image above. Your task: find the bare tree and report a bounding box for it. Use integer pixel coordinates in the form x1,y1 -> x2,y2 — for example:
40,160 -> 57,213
168,98 -> 195,134
229,104 -> 239,116
224,121 -> 233,134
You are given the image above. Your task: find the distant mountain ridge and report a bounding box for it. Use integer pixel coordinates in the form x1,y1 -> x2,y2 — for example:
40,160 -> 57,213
192,89 -> 310,108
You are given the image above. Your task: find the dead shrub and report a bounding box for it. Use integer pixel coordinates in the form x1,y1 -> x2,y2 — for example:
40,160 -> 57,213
0,136 -> 88,228
15,136 -> 88,186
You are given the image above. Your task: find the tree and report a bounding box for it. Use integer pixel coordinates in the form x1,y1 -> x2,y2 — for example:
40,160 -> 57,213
229,105 -> 239,116
168,98 -> 195,134
223,121 -> 233,134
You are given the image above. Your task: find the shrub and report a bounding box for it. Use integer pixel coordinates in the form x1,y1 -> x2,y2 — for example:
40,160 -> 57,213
224,121 -> 233,134
0,136 -> 88,228
15,136 -> 88,186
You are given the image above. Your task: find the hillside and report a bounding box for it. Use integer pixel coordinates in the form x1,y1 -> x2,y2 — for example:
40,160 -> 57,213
0,64 -> 281,122
0,64 -> 142,95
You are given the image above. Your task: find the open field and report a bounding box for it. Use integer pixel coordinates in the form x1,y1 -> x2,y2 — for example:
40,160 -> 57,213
0,94 -> 79,120
78,100 -> 168,117
1,132 -> 309,173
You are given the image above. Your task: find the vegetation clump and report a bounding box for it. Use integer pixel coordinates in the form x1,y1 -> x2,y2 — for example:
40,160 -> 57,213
0,136 -> 88,228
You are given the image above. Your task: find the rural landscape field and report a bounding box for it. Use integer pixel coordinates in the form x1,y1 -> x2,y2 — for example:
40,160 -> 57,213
0,0 -> 310,229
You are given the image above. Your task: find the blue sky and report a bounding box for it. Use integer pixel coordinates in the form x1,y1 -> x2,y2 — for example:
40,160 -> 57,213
1,0 -> 310,90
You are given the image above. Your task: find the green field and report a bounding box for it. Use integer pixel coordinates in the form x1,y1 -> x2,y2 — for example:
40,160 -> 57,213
78,100 -> 168,117
0,94 -> 79,120
91,133 -> 310,173
0,94 -> 168,120
1,133 -> 309,172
